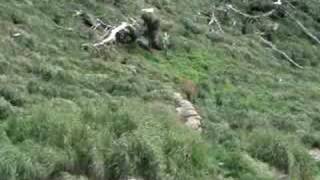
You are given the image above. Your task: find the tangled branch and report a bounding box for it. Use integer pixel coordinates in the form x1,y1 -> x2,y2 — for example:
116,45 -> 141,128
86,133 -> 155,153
93,22 -> 135,47
208,10 -> 224,33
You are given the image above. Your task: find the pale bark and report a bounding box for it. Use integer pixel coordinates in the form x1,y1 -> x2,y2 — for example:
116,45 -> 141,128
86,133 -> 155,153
93,22 -> 133,47
208,10 -> 224,33
226,4 -> 275,19
260,37 -> 303,69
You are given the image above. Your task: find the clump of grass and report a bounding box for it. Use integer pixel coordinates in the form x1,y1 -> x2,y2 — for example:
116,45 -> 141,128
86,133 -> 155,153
182,17 -> 206,35
301,132 -> 320,149
0,98 -> 215,179
0,143 -> 37,180
0,86 -> 25,107
248,130 -> 315,180
0,97 -> 13,120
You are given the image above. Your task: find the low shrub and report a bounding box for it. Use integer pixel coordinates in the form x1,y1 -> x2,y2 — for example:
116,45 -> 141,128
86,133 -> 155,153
248,130 -> 315,180
0,97 -> 12,120
0,86 -> 25,107
301,132 -> 320,149
182,18 -> 206,35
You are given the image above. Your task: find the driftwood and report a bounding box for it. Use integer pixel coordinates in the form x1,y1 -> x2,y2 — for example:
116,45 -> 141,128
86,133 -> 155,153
260,37 -> 303,69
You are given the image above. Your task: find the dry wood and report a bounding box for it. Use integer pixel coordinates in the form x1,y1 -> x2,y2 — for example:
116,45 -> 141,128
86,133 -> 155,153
226,4 -> 275,19
93,22 -> 133,47
260,37 -> 303,69
291,17 -> 320,45
208,9 -> 224,33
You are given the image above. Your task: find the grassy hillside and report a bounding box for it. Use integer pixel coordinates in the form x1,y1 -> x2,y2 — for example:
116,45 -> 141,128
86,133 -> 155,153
0,0 -> 320,179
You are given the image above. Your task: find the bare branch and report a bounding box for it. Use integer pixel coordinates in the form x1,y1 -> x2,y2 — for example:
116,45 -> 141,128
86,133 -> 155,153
226,4 -> 275,19
291,17 -> 320,45
94,22 -> 133,47
260,37 -> 303,69
208,9 -> 224,33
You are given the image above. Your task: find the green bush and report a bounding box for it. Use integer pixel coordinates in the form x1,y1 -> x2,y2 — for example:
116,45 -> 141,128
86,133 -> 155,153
0,86 -> 25,107
0,97 -> 12,120
0,98 -> 215,179
248,131 -> 289,171
0,143 -> 37,180
182,18 -> 206,35
301,132 -> 320,148
205,122 -> 240,149
248,130 -> 315,179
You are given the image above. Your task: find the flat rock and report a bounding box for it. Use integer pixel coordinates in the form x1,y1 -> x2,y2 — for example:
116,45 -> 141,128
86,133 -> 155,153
174,92 -> 202,131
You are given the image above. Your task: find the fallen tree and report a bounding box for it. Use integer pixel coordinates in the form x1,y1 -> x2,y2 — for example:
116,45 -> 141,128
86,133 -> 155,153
92,9 -> 165,50
93,22 -> 136,47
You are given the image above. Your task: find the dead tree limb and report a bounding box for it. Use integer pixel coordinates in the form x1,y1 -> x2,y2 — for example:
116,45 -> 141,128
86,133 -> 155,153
93,22 -> 134,47
260,37 -> 303,69
226,4 -> 275,19
208,10 -> 224,33
290,16 -> 320,45
198,9 -> 224,33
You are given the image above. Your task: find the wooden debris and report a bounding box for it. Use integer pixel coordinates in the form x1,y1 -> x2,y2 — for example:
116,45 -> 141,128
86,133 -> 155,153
226,4 -> 275,19
260,37 -> 303,69
93,22 -> 135,47
208,9 -> 224,33
291,17 -> 320,45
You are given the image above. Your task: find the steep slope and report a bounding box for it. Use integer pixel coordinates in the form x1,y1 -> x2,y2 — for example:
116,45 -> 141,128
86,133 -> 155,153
0,0 -> 320,179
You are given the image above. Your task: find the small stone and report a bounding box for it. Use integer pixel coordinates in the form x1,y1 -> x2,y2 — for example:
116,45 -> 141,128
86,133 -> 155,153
185,118 -> 201,129
176,107 -> 183,114
179,100 -> 194,109
181,109 -> 198,117
309,149 -> 320,161
173,92 -> 183,101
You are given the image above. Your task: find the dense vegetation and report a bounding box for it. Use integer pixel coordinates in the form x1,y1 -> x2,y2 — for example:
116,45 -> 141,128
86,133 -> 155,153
0,0 -> 320,179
